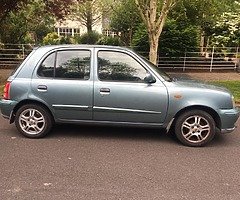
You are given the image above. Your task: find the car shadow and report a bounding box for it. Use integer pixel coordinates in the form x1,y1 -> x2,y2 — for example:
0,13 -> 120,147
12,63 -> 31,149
48,123 -> 176,144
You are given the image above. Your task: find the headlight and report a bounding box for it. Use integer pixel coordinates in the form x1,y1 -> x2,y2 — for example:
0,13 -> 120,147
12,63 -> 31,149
232,95 -> 236,108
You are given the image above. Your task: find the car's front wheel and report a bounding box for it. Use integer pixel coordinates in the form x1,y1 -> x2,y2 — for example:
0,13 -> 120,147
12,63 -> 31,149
174,110 -> 216,147
15,104 -> 53,138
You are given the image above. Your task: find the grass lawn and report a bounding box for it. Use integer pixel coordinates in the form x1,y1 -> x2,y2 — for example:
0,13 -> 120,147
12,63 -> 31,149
210,81 -> 240,104
0,85 -> 3,97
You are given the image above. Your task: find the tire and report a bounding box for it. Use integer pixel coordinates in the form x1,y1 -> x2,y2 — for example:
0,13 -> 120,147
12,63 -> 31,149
15,104 -> 53,138
174,110 -> 216,147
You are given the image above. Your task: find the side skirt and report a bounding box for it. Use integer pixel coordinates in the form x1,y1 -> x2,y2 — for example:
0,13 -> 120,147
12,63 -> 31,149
56,119 -> 164,128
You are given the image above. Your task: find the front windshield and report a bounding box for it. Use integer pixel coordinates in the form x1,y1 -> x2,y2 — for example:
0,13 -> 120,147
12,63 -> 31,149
141,57 -> 172,82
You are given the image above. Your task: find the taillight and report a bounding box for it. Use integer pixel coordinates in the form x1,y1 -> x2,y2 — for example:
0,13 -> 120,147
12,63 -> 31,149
3,81 -> 11,100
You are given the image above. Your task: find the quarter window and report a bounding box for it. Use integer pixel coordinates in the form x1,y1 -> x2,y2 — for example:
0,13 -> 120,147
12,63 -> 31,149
98,51 -> 147,82
38,52 -> 55,77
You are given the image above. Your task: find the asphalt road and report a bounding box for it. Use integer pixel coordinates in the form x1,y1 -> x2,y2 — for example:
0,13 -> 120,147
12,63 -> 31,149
0,117 -> 240,200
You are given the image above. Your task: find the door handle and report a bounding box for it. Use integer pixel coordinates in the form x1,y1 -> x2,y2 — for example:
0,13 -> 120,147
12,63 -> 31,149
37,85 -> 47,92
100,88 -> 110,93
100,88 -> 110,95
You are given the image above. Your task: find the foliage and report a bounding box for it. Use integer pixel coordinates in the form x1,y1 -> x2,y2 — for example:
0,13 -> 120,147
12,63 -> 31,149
132,24 -> 149,52
0,0 -> 55,44
0,0 -> 79,23
44,0 -> 84,20
173,0 -> 238,49
77,32 -> 101,44
211,2 -> 240,47
132,19 -> 199,56
159,19 -> 199,56
42,32 -> 61,45
42,32 -> 77,45
0,85 -> 4,96
0,0 -> 28,23
110,0 -> 141,45
72,0 -> 113,33
97,36 -> 122,46
134,0 -> 179,64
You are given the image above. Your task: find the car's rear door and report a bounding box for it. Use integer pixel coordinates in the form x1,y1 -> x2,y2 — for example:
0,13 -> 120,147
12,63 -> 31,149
31,48 -> 93,121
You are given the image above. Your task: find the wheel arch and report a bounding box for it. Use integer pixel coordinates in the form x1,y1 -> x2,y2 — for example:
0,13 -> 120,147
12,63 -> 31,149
172,105 -> 221,130
10,99 -> 55,124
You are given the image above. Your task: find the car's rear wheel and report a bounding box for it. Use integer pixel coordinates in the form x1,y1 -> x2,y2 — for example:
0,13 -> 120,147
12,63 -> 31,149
15,104 -> 52,138
174,110 -> 216,147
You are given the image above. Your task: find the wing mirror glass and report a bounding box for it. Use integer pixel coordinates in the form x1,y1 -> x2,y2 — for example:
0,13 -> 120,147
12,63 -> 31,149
144,73 -> 156,84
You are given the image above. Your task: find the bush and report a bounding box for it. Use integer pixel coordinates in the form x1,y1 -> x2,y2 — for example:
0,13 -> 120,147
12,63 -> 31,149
159,19 -> 199,56
42,32 -> 61,45
42,32 -> 78,45
78,31 -> 100,44
132,20 -> 200,57
60,36 -> 75,44
97,36 -> 122,46
131,23 -> 149,52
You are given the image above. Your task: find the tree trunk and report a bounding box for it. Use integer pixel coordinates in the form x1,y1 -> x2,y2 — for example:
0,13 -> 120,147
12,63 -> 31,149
134,0 -> 175,65
149,34 -> 159,65
200,30 -> 205,56
86,10 -> 93,33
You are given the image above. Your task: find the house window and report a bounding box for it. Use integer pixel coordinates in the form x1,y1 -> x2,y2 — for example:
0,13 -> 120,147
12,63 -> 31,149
103,30 -> 118,38
55,27 -> 81,37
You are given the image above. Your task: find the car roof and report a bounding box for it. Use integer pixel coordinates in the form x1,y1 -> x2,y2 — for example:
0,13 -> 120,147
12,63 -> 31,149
35,44 -> 132,52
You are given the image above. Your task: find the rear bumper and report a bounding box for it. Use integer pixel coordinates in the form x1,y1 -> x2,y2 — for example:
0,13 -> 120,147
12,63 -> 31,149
0,99 -> 18,120
219,107 -> 240,134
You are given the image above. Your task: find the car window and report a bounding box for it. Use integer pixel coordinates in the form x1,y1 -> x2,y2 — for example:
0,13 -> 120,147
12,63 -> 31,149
37,50 -> 91,80
38,52 -> 55,78
98,51 -> 147,82
55,50 -> 90,80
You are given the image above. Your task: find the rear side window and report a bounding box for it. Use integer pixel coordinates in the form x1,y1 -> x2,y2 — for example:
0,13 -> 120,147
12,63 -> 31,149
38,50 -> 91,80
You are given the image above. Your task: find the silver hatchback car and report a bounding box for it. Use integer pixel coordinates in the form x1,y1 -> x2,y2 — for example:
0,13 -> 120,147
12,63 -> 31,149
0,45 -> 239,147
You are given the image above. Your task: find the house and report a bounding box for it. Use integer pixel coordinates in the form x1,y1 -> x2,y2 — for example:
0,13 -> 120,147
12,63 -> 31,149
54,17 -> 117,37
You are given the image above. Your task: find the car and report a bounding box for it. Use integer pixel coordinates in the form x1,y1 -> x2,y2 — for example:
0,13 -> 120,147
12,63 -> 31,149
0,45 -> 239,147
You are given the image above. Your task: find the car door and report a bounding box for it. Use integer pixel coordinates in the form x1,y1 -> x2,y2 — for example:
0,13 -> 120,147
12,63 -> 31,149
31,48 -> 93,121
93,49 -> 168,124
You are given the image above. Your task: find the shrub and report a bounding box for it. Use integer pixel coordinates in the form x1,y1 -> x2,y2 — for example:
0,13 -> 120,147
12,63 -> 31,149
97,36 -> 122,46
42,32 -> 61,45
78,31 -> 100,44
132,20 -> 199,57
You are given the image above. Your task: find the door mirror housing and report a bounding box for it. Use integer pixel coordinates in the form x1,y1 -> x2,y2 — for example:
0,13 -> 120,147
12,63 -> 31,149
144,73 -> 156,84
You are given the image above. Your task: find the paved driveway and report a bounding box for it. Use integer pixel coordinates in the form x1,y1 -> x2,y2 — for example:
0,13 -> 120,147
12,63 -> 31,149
0,117 -> 239,199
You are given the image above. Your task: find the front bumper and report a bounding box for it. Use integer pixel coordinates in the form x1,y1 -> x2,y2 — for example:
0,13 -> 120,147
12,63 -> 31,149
0,99 -> 18,120
219,107 -> 240,134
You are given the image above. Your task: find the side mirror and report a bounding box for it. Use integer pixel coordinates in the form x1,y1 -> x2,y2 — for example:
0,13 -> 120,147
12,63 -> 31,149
144,73 -> 156,84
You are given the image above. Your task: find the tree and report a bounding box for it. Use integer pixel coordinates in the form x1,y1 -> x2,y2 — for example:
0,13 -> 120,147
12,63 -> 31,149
132,20 -> 199,57
0,0 -> 80,23
135,0 -> 179,64
73,0 -> 112,33
211,2 -> 240,47
110,0 -> 141,45
0,0 -> 28,23
0,0 -> 55,44
0,0 -> 85,44
178,0 -> 237,54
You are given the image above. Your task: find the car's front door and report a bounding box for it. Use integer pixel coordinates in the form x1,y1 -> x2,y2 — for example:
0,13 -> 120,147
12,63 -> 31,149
31,49 -> 93,121
93,49 -> 168,124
